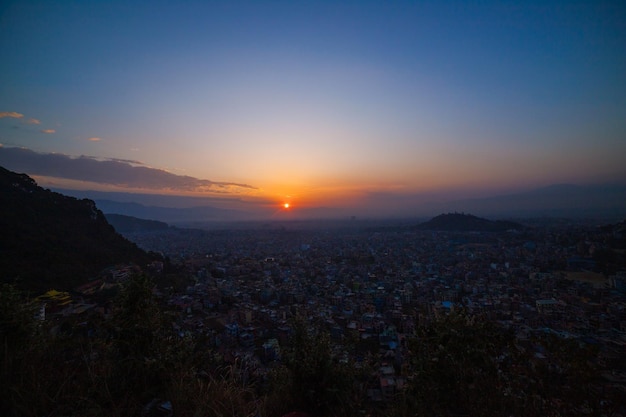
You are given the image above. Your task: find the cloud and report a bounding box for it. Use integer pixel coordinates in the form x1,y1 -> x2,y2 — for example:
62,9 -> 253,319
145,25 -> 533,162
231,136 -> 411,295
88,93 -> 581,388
88,137 -> 101,142
0,146 -> 257,194
0,112 -> 24,119
41,129 -> 56,134
27,118 -> 40,125
107,157 -> 144,165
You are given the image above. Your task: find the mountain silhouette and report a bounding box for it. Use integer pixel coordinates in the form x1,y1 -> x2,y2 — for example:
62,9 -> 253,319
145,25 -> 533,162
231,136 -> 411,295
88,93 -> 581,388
416,213 -> 525,232
0,166 -> 155,293
435,184 -> 626,219
105,213 -> 170,233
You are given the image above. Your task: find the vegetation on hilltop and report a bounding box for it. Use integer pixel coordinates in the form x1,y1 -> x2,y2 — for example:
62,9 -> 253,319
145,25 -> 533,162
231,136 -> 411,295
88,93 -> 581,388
416,212 -> 525,232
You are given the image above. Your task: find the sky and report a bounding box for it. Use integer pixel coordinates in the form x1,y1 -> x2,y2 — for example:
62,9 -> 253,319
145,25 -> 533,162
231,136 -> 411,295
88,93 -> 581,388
1,0 -> 625,217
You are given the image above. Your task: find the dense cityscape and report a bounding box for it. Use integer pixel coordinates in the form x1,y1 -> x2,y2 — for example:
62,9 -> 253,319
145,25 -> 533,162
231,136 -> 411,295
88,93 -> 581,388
16,210 -> 623,416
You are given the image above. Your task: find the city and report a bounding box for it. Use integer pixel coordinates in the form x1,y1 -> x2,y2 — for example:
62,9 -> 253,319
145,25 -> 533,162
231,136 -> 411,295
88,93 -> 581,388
62,215 -> 625,415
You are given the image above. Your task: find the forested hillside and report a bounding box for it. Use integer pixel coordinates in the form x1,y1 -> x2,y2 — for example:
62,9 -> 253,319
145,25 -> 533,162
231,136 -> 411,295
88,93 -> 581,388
0,166 -> 154,292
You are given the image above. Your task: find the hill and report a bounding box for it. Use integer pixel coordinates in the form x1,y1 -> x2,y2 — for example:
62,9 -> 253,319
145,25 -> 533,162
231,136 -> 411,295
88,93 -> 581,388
88,198 -> 252,223
0,166 -> 155,293
416,212 -> 525,232
105,213 -> 170,233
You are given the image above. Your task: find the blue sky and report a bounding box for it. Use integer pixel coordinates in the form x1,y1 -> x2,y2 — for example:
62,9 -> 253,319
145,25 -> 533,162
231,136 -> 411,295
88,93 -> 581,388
1,0 -> 625,215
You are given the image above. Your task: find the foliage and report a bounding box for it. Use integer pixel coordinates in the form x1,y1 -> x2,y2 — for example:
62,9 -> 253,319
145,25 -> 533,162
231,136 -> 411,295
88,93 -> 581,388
264,317 -> 366,417
0,284 -> 38,349
529,332 -> 603,416
391,311 -> 517,416
391,310 -> 606,417
168,362 -> 258,417
0,280 -> 611,417
1,284 -> 39,416
106,274 -> 169,407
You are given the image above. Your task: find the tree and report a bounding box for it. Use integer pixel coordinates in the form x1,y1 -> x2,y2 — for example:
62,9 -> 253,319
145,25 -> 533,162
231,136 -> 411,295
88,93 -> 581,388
0,284 -> 40,416
0,284 -> 37,350
395,311 -> 522,417
108,273 -> 167,407
268,317 -> 359,416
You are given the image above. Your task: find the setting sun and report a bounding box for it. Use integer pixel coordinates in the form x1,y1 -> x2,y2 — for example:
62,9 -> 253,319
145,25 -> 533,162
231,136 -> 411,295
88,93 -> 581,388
283,203 -> 290,209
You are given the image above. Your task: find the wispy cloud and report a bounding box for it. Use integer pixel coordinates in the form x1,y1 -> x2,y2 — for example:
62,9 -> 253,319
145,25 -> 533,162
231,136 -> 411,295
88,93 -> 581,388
0,146 -> 257,194
88,137 -> 101,142
1,113 -> 50,131
0,112 -> 24,119
107,157 -> 144,165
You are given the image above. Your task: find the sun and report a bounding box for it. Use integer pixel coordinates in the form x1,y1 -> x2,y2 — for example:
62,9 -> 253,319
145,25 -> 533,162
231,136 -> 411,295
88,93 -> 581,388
283,203 -> 290,209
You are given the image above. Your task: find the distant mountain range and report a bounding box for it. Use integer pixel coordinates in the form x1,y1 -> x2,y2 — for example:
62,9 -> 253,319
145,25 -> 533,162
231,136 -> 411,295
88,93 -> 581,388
94,199 -> 250,223
416,213 -> 525,232
105,214 -> 170,233
52,183 -> 626,223
435,184 -> 626,220
0,167 -> 155,292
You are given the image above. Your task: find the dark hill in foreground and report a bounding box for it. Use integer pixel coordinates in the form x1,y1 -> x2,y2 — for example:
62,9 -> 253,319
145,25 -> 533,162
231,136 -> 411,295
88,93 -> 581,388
0,166 -> 155,293
416,212 -> 525,232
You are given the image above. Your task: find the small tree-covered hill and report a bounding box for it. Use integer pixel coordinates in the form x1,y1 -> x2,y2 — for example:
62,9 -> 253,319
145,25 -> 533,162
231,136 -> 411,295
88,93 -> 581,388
416,212 -> 525,232
0,166 -> 155,293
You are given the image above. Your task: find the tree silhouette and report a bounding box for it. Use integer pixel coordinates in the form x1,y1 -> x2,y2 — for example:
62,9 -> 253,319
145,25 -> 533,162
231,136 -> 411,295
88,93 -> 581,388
396,311 -> 523,416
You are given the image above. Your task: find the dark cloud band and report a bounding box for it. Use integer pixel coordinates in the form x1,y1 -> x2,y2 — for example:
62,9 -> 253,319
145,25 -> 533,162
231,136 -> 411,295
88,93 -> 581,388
0,147 -> 256,192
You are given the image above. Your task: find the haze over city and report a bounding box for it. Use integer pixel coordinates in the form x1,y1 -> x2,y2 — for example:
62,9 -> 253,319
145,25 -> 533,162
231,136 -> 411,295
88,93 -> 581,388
1,0 -> 625,219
